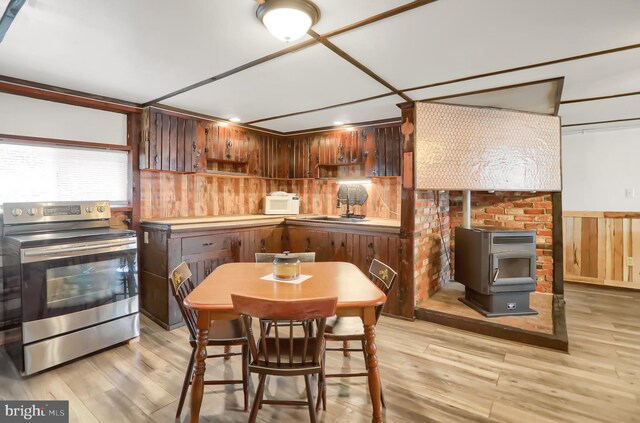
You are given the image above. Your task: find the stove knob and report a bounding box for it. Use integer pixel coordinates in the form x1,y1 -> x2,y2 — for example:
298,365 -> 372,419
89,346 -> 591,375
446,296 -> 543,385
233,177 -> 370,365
85,207 -> 94,213
97,205 -> 105,213
26,208 -> 37,216
11,208 -> 23,217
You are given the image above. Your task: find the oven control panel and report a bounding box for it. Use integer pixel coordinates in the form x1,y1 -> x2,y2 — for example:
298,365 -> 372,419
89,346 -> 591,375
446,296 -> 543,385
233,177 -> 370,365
3,201 -> 111,225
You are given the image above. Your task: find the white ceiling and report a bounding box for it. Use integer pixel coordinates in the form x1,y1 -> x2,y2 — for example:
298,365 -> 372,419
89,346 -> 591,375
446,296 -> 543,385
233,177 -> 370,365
257,94 -> 405,133
0,0 -> 639,133
331,0 -> 640,90
163,43 -> 390,123
407,48 -> 640,102
559,95 -> 640,126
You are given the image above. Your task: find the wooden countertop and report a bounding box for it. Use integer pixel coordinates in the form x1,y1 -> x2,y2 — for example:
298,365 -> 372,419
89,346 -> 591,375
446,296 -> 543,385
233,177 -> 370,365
140,214 -> 400,234
285,216 -> 400,234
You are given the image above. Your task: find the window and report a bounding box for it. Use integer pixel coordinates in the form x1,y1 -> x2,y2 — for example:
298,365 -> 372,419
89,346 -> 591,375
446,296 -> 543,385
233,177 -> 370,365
0,141 -> 129,207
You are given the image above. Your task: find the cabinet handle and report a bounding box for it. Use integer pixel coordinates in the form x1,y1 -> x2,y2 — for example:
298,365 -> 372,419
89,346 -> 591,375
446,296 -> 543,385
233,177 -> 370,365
202,242 -> 214,247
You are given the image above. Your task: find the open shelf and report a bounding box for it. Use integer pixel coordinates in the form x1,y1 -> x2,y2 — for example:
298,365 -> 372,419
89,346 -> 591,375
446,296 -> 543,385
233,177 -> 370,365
202,170 -> 248,177
318,161 -> 365,167
205,156 -> 249,177
206,158 -> 249,166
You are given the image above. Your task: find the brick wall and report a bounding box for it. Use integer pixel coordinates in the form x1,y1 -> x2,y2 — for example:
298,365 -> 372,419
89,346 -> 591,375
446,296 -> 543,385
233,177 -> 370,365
414,191 -> 451,304
449,191 -> 554,293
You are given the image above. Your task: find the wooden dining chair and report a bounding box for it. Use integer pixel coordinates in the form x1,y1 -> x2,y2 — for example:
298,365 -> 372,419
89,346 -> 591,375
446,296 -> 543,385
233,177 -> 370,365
321,259 -> 397,409
231,294 -> 337,423
254,251 -> 316,263
170,262 -> 250,421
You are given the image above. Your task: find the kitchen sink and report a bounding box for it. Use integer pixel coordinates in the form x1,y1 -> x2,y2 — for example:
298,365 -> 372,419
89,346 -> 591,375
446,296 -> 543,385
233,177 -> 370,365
300,216 -> 369,223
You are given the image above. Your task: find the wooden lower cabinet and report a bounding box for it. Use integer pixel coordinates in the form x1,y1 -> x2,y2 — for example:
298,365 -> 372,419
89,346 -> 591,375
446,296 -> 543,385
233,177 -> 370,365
140,223 -> 285,329
140,221 -> 407,330
285,226 -> 405,317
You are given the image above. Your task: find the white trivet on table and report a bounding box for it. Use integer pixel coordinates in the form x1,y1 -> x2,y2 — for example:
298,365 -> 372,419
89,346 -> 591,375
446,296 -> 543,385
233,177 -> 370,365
260,274 -> 313,285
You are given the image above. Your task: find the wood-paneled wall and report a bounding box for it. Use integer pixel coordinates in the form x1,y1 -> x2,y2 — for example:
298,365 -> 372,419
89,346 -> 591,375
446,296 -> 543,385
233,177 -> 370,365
140,171 -> 400,219
564,211 -> 640,289
139,108 -> 403,220
289,177 -> 401,219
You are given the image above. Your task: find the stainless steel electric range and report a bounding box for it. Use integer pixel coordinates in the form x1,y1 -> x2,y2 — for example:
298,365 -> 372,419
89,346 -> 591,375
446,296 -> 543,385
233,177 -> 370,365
1,201 -> 139,375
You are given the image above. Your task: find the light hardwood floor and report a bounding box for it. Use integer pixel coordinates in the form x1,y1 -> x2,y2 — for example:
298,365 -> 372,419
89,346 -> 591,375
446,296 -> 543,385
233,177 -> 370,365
0,282 -> 638,422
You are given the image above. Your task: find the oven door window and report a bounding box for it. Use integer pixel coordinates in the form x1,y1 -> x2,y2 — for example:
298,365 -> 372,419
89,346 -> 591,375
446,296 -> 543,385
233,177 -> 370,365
21,250 -> 137,322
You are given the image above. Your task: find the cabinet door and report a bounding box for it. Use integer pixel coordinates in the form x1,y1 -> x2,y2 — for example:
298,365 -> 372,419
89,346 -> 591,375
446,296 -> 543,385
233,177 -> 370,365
239,229 -> 258,262
286,227 -> 333,261
329,231 -> 348,261
184,253 -> 235,286
237,226 -> 286,262
264,226 -> 285,253
287,227 -> 311,254
181,233 -> 239,286
147,110 -> 201,172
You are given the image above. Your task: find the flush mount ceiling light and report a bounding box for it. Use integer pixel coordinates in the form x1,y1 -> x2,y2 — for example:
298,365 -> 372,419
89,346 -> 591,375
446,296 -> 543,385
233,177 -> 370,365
256,0 -> 320,42
229,117 -> 241,123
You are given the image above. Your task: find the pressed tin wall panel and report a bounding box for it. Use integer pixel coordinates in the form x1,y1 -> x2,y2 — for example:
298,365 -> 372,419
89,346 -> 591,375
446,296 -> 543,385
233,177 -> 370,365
414,102 -> 561,191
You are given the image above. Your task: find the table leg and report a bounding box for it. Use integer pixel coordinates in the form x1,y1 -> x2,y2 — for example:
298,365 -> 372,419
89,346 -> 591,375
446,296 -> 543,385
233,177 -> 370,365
190,312 -> 209,423
363,308 -> 383,423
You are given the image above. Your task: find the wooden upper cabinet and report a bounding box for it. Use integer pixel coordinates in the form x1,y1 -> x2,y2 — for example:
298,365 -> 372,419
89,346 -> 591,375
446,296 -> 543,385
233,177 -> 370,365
142,108 -> 402,179
371,125 -> 402,177
143,109 -> 201,172
287,125 -> 402,179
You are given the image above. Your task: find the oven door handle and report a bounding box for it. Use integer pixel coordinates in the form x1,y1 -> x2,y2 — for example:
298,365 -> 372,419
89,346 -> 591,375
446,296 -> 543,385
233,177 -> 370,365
21,238 -> 137,263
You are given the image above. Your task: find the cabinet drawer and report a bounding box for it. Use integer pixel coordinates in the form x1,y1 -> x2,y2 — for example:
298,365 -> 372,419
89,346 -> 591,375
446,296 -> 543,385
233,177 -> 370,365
182,234 -> 233,256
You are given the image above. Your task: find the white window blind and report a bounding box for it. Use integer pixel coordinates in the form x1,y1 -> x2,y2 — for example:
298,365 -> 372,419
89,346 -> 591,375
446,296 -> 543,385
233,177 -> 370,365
0,142 -> 129,206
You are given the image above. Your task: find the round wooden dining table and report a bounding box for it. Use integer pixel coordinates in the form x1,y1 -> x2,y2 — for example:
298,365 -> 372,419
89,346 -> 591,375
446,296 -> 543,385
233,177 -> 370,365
184,261 -> 388,423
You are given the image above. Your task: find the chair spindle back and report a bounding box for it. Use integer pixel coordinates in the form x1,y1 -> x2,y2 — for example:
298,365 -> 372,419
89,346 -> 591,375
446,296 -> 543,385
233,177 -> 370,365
368,259 -> 398,321
255,251 -> 316,263
232,295 -> 337,367
170,262 -> 198,339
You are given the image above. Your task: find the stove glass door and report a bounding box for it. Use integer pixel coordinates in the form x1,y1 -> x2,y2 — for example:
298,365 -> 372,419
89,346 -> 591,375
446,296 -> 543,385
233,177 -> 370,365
490,252 -> 536,286
21,238 -> 137,322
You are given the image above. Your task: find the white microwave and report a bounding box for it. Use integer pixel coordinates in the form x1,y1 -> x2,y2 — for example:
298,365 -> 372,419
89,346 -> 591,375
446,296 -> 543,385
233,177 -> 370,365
264,192 -> 300,215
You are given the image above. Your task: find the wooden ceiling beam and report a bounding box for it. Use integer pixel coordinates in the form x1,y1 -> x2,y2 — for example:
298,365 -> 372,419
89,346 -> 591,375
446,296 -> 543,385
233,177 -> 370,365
402,43 -> 640,93
248,44 -> 640,128
247,93 -> 396,125
560,90 -> 640,104
561,117 -> 640,128
143,38 -> 318,106
308,30 -> 412,103
282,117 -> 401,137
144,1 -> 438,106
319,0 -> 438,39
0,75 -> 142,114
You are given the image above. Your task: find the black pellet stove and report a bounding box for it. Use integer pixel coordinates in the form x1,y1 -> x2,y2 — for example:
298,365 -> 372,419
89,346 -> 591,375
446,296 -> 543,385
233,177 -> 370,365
455,226 -> 538,317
